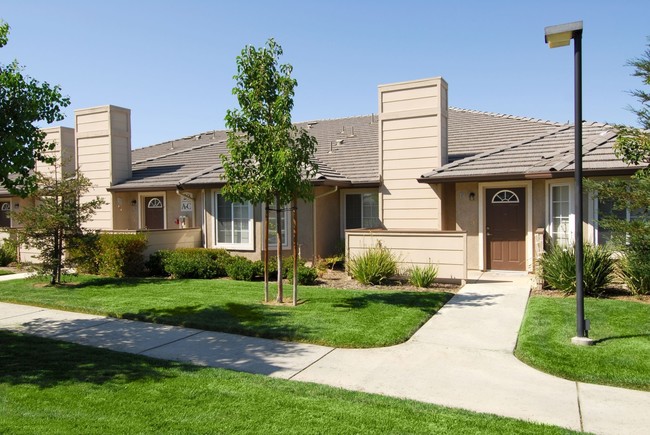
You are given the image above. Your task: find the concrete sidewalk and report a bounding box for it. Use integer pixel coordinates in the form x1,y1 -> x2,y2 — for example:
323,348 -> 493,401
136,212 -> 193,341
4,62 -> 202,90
1,272 -> 649,434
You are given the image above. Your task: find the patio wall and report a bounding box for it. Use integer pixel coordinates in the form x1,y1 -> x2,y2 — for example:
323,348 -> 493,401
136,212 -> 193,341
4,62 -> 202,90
346,229 -> 467,283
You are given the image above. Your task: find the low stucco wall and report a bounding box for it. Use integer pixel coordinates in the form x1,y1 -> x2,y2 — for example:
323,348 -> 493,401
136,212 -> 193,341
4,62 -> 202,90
142,228 -> 202,259
346,229 -> 467,283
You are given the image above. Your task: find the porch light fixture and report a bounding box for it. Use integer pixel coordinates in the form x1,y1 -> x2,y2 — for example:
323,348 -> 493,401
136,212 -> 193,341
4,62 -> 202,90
545,21 -> 593,346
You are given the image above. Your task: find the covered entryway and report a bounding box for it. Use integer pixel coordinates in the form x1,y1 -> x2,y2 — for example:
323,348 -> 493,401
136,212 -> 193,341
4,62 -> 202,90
486,188 -> 526,271
144,196 -> 165,229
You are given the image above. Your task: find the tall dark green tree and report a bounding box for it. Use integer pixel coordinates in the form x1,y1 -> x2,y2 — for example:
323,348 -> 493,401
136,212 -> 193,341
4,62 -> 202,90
0,20 -> 70,197
11,167 -> 104,285
222,39 -> 317,304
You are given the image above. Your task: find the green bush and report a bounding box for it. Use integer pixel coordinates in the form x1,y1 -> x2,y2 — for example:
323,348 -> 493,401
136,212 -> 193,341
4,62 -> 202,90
538,243 -> 615,295
408,263 -> 438,288
97,233 -> 148,278
618,251 -> 650,295
349,243 -> 398,285
67,232 -> 101,274
0,238 -> 17,266
158,248 -> 231,279
287,264 -> 319,285
226,256 -> 258,281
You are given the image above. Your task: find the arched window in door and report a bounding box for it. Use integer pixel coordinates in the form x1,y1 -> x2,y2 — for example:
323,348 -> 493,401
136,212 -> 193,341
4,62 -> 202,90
491,189 -> 520,204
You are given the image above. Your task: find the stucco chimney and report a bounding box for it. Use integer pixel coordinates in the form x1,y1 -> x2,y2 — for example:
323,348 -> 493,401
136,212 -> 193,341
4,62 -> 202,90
74,105 -> 132,230
38,126 -> 76,178
378,77 -> 448,230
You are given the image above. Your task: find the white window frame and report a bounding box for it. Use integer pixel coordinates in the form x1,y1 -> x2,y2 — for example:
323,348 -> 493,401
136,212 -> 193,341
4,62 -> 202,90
546,182 -> 574,247
213,191 -> 254,251
592,192 -> 636,246
138,192 -> 167,230
340,190 -> 381,238
264,204 -> 291,249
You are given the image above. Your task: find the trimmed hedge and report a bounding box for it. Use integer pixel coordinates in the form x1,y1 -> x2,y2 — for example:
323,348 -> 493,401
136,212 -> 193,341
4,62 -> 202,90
287,264 -> 318,285
147,248 -> 232,279
98,233 -> 148,277
0,238 -> 18,266
226,256 -> 259,281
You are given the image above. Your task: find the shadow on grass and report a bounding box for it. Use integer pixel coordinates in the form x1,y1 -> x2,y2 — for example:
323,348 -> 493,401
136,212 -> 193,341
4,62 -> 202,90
0,330 -> 193,388
333,292 -> 453,312
594,333 -> 650,344
121,303 -> 315,342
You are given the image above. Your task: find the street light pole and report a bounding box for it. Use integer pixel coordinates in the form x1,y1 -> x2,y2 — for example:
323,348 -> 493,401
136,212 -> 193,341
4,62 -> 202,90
544,21 -> 594,346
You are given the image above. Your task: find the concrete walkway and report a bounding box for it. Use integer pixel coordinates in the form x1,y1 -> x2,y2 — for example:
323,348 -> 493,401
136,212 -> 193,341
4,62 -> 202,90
1,272 -> 649,434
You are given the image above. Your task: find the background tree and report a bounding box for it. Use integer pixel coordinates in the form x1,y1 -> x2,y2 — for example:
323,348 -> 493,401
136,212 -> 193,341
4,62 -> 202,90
588,39 -> 650,294
222,39 -> 317,304
0,20 -> 70,197
11,167 -> 104,285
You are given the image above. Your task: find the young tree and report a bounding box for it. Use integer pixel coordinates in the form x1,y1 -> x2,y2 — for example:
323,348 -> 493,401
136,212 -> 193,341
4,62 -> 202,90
11,167 -> 104,284
222,39 -> 317,304
0,21 -> 70,197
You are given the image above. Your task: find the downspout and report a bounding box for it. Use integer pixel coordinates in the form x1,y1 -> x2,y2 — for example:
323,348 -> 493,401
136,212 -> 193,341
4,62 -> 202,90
312,186 -> 339,264
201,189 -> 206,248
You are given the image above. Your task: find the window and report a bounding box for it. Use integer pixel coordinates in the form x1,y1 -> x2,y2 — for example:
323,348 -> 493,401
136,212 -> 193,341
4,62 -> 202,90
491,190 -> 519,203
215,193 -> 253,250
0,201 -> 10,227
550,185 -> 572,246
266,204 -> 290,248
345,193 -> 380,229
595,196 -> 645,246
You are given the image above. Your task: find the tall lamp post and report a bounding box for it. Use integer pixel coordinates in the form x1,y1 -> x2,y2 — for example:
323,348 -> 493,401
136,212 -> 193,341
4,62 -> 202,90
544,21 -> 594,346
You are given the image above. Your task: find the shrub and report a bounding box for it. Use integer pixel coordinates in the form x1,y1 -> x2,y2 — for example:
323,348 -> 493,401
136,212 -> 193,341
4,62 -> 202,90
349,243 -> 398,285
0,238 -> 17,266
618,251 -> 650,295
67,232 -> 101,274
160,248 -> 231,279
538,243 -> 615,295
408,263 -> 438,288
226,256 -> 258,281
145,250 -> 171,277
287,264 -> 319,285
97,233 -> 148,278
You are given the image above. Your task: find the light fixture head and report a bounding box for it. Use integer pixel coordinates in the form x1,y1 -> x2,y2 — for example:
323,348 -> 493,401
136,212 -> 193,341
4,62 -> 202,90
544,21 -> 583,48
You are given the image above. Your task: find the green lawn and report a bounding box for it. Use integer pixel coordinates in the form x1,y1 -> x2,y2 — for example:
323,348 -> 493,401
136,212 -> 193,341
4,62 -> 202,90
0,331 -> 575,435
0,269 -> 14,276
0,275 -> 453,348
515,295 -> 650,391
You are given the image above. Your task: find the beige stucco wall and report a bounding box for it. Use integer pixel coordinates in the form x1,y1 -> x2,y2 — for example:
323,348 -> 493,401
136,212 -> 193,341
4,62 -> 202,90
379,77 -> 448,231
142,228 -> 202,259
75,105 -> 132,231
346,229 -> 467,282
38,127 -> 76,178
314,186 -> 341,261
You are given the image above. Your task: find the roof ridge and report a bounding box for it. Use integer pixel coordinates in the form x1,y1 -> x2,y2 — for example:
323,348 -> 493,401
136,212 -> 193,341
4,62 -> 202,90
133,139 -> 226,165
177,163 -> 224,186
422,125 -> 572,178
449,107 -> 563,126
295,114 -> 376,124
134,129 -> 226,152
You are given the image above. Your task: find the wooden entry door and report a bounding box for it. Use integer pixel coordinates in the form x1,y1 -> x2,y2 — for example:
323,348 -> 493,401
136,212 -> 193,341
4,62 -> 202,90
486,188 -> 526,271
144,196 -> 165,229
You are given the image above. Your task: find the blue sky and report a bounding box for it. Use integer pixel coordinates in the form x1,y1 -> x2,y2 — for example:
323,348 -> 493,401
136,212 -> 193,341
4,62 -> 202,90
1,0 -> 648,148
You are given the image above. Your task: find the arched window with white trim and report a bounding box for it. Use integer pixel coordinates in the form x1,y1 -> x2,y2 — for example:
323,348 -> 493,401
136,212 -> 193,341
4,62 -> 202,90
491,190 -> 520,204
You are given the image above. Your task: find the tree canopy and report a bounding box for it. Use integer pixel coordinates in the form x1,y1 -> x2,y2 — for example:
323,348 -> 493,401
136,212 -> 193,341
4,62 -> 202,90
0,21 -> 70,197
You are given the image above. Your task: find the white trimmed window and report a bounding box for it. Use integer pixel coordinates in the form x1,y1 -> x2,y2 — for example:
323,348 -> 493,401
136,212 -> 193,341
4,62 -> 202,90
215,193 -> 254,250
550,184 -> 572,246
0,201 -> 11,227
595,196 -> 645,246
345,193 -> 380,229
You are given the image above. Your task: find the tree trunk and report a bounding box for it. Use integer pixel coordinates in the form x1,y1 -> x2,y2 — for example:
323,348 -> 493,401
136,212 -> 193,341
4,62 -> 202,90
275,194 -> 283,303
264,202 -> 269,303
292,196 -> 298,306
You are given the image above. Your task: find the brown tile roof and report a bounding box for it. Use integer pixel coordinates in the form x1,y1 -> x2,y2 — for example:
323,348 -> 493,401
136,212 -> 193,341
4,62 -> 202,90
113,108 -> 566,191
419,122 -> 644,182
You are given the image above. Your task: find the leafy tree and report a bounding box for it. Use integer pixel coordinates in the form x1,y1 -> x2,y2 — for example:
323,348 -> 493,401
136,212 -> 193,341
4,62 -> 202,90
588,40 -> 650,285
11,166 -> 104,284
222,39 -> 317,304
0,20 -> 70,197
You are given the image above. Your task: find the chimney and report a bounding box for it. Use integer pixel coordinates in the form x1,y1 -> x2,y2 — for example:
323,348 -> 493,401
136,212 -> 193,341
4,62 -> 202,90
38,126 -> 76,179
75,105 -> 132,230
378,77 -> 448,230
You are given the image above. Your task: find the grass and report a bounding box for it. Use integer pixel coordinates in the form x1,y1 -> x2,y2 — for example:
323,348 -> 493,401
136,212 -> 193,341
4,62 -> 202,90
0,331 -> 576,435
0,275 -> 453,348
515,295 -> 650,391
0,269 -> 14,276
